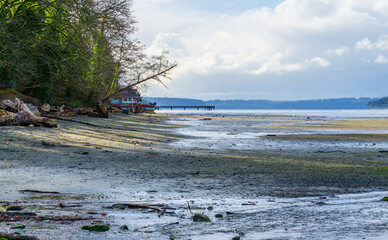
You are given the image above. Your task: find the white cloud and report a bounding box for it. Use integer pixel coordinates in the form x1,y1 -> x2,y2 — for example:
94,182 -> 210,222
133,0 -> 388,99
251,61 -> 304,75
355,35 -> 388,51
307,57 -> 331,67
375,35 -> 388,50
326,47 -> 349,56
375,54 -> 388,64
355,38 -> 373,50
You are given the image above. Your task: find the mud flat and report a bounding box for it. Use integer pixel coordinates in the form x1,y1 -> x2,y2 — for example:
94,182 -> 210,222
0,113 -> 387,239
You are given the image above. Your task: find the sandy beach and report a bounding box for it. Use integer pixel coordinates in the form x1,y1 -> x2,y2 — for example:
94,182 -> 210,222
0,112 -> 387,239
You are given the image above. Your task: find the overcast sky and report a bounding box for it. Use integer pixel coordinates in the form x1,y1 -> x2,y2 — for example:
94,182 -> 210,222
133,0 -> 388,100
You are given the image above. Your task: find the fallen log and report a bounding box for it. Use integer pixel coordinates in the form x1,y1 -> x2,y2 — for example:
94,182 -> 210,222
112,203 -> 165,216
19,189 -> 61,194
0,98 -> 57,127
0,233 -> 40,240
73,107 -> 95,115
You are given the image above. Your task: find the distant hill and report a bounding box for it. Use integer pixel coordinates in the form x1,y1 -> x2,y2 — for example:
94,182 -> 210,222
144,97 -> 206,106
145,97 -> 377,109
367,97 -> 388,108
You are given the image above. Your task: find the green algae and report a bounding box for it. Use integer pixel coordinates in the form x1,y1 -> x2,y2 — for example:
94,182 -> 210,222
120,225 -> 129,230
193,214 -> 211,222
0,205 -> 23,212
81,224 -> 110,232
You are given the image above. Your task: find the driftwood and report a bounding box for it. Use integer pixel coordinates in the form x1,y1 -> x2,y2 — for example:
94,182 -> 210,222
19,190 -> 61,194
41,103 -> 51,112
112,203 -> 165,216
0,98 -> 57,127
73,107 -> 95,115
0,211 -> 92,223
0,233 -> 40,240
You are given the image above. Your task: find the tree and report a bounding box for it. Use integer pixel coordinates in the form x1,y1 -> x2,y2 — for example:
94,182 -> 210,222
0,0 -> 176,116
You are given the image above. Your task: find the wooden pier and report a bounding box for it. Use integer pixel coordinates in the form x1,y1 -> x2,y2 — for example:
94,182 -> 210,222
155,106 -> 215,110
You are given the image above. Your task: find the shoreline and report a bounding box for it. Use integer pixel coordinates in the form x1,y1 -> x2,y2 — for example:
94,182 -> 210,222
0,112 -> 387,239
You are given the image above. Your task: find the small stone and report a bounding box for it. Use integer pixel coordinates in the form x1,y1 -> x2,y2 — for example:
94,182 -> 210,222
207,206 -> 214,211
215,214 -> 223,218
232,237 -> 240,240
193,214 -> 211,222
81,224 -> 110,232
42,141 -> 55,146
382,197 -> 388,201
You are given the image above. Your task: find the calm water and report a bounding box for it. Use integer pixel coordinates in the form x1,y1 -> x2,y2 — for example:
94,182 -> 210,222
158,109 -> 388,152
157,108 -> 388,118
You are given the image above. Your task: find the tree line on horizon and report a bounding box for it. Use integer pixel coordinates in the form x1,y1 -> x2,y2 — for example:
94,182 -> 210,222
0,0 -> 176,113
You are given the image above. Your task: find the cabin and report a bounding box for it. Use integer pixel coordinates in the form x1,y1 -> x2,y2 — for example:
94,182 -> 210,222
110,88 -> 156,113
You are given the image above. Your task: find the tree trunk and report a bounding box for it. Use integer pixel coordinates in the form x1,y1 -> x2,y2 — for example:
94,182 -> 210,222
96,101 -> 109,118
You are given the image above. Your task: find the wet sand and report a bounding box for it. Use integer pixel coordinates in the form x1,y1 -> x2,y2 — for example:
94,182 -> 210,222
0,113 -> 387,239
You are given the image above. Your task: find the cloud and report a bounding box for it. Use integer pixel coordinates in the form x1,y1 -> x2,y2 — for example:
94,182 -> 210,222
375,54 -> 388,64
326,47 -> 349,56
133,0 -> 388,99
355,35 -> 388,51
355,38 -> 373,51
308,57 -> 331,67
375,35 -> 388,50
251,61 -> 304,75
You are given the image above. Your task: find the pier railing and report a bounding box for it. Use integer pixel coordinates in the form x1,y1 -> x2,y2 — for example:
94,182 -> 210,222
155,106 -> 215,110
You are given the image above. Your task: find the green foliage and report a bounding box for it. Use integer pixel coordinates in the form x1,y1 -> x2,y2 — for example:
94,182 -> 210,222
0,0 -> 125,106
0,0 -> 176,107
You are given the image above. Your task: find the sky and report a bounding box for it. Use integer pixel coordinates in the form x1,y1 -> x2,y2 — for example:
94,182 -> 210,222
133,0 -> 388,100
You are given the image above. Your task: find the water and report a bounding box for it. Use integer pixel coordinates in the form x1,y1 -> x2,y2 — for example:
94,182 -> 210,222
152,109 -> 388,239
157,109 -> 388,152
157,109 -> 388,118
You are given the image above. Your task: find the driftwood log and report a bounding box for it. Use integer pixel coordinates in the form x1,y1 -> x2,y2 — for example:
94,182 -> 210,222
112,203 -> 165,217
0,98 -> 57,127
0,233 -> 40,240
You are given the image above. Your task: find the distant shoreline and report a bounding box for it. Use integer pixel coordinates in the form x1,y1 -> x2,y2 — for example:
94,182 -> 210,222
146,97 -> 387,110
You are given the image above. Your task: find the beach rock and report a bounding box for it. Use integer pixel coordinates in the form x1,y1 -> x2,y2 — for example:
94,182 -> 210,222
207,206 -> 214,211
193,214 -> 211,222
382,197 -> 388,201
232,237 -> 240,240
81,224 -> 110,232
215,214 -> 223,218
